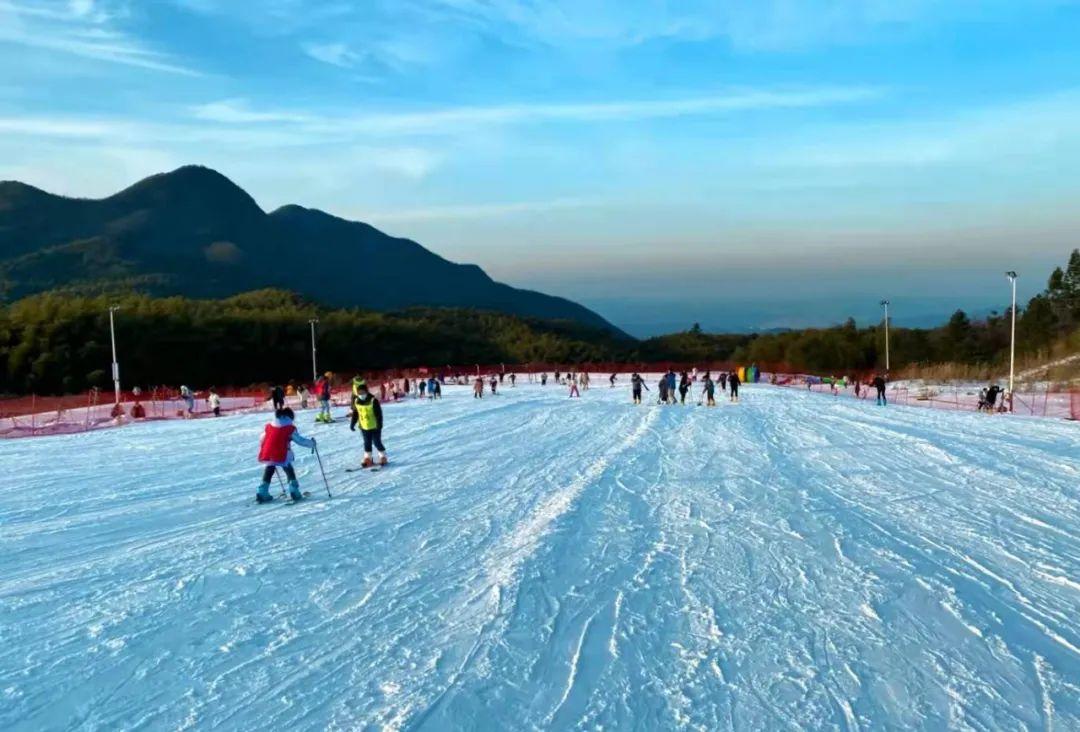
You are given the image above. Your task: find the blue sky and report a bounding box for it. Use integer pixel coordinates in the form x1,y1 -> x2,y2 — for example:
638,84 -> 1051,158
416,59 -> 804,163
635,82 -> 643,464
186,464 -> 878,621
2,0 -> 1079,335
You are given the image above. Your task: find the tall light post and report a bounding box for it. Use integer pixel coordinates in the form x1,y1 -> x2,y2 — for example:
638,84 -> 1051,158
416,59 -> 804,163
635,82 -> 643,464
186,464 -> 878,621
1006,271 -> 1017,402
309,318 -> 319,384
108,305 -> 121,405
880,299 -> 891,373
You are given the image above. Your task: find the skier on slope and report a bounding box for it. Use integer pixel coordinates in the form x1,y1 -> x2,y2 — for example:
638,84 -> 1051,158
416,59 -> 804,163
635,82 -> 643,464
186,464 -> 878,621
719,372 -> 728,393
510,373 -> 516,387
490,375 -> 498,395
419,379 -> 427,398
679,372 -> 691,404
255,407 -> 315,503
541,373 -> 548,386
315,372 -> 333,423
474,376 -> 484,398
610,373 -> 617,387
631,373 -> 648,404
207,387 -> 222,417
984,384 -> 1003,412
703,375 -> 716,406
427,376 -> 437,399
569,373 -> 581,398
728,370 -> 741,402
658,375 -> 670,404
666,371 -> 677,400
872,374 -> 887,406
179,385 -> 196,417
352,380 -> 389,467
270,384 -> 286,411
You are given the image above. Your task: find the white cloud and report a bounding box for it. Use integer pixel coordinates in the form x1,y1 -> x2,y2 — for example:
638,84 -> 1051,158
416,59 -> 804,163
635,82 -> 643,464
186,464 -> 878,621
766,90 -> 1080,171
302,41 -> 358,68
0,0 -> 198,75
191,99 -> 315,125
361,196 -> 609,223
368,147 -> 442,179
189,86 -> 883,137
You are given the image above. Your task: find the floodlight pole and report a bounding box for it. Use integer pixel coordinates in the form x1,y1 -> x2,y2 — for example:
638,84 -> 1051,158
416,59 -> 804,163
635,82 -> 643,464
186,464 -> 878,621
1006,271 -> 1017,404
880,300 -> 891,372
108,305 -> 121,405
309,318 -> 319,384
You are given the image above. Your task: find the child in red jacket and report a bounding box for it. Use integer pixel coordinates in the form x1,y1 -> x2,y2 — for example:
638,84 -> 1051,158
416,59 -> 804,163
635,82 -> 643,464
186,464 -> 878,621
256,408 -> 315,503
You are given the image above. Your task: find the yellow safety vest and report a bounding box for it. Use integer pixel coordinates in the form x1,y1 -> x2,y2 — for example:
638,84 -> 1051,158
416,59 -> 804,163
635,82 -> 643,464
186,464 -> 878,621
356,397 -> 378,430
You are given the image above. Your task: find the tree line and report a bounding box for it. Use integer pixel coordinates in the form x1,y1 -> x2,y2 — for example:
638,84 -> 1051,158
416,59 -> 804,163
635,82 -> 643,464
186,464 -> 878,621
2,250 -> 1077,394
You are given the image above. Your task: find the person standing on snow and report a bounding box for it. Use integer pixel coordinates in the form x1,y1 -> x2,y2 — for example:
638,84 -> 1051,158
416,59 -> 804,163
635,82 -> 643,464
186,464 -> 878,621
541,373 -> 548,386
658,375 -> 670,404
419,379 -> 427,398
510,373 -> 516,387
432,377 -> 442,399
315,372 -> 333,423
255,407 -> 315,503
679,372 -> 691,404
720,372 -> 728,393
490,375 -> 498,395
270,384 -> 286,411
352,380 -> 389,467
474,376 -> 484,398
569,374 -> 581,398
703,376 -> 716,406
984,384 -> 1003,412
666,371 -> 677,400
179,385 -> 196,417
728,370 -> 741,402
631,372 -> 648,404
610,373 -> 617,387
872,374 -> 887,406
207,387 -> 222,417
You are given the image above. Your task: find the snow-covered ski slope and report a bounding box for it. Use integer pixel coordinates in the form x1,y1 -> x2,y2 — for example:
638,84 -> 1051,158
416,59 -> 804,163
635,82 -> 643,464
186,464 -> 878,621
3,383 -> 1078,731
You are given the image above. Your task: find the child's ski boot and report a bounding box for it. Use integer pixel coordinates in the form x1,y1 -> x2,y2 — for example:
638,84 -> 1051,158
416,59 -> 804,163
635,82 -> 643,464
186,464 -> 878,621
361,455 -> 375,469
288,480 -> 304,501
256,482 -> 274,504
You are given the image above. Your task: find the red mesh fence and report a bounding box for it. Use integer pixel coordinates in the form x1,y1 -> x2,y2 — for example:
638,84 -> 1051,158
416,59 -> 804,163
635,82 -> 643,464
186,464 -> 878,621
2,363 -> 1075,438
767,373 -> 1077,420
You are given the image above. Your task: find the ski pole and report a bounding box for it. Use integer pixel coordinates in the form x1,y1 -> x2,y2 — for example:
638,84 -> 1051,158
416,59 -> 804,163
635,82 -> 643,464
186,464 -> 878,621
314,444 -> 332,498
274,470 -> 287,498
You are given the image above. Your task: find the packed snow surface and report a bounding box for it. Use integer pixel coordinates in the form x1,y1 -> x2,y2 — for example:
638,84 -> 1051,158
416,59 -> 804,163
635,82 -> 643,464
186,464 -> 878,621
3,382 -> 1079,730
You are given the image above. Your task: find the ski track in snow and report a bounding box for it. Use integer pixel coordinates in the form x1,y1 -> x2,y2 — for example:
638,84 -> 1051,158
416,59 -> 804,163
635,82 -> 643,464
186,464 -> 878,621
2,383 -> 1078,730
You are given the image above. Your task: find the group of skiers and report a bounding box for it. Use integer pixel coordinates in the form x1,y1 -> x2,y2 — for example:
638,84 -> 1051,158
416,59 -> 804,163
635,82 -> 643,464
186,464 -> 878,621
977,384 -> 1005,412
256,373 -> 393,503
251,365 -> 904,503
630,370 -> 742,406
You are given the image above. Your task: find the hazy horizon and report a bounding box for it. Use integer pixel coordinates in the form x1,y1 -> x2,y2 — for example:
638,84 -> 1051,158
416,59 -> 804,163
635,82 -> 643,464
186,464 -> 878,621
2,0 -> 1078,334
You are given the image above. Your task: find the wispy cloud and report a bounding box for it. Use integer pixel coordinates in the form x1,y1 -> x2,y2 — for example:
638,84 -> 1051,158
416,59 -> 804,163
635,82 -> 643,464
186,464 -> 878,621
0,0 -> 198,75
191,86 -> 883,136
302,41 -> 358,68
362,196 -> 609,223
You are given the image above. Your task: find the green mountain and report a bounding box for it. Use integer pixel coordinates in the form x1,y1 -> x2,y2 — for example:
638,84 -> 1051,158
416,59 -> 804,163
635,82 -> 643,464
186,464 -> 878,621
0,165 -> 624,335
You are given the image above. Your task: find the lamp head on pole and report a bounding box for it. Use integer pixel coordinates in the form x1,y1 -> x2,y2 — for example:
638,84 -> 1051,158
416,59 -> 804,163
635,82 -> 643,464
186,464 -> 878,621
1005,271 -> 1017,281
880,299 -> 889,308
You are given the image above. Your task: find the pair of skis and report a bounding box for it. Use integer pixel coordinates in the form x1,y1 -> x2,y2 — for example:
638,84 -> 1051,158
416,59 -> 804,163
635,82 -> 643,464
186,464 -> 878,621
346,463 -> 390,473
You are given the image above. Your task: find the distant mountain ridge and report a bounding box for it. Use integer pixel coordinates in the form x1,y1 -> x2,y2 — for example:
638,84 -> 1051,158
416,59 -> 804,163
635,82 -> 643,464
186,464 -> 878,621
0,166 -> 625,335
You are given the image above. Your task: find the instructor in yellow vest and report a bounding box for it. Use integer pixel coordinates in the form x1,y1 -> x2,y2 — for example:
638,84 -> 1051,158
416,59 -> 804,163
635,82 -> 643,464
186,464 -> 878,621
350,378 -> 388,467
